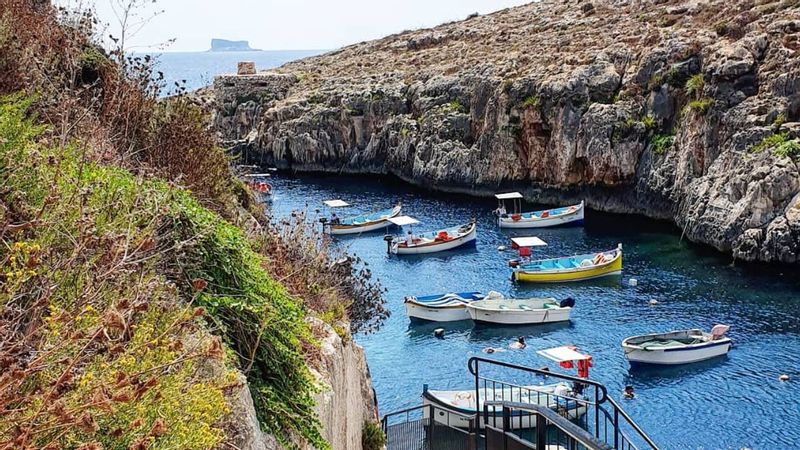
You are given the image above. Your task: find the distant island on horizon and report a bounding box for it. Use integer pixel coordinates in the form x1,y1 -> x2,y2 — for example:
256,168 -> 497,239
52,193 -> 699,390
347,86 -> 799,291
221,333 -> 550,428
209,38 -> 261,52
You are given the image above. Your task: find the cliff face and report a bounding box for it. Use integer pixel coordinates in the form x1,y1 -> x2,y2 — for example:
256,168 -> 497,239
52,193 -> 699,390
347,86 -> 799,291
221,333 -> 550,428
213,0 -> 800,263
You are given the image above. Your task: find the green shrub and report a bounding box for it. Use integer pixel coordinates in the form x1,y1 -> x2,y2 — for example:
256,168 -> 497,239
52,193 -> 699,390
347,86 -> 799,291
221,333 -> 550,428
775,140 -> 800,158
685,74 -> 705,99
684,98 -> 714,116
651,133 -> 674,154
750,132 -> 800,158
445,100 -> 465,113
641,115 -> 657,130
362,421 -> 387,450
522,95 -> 540,109
773,113 -> 787,129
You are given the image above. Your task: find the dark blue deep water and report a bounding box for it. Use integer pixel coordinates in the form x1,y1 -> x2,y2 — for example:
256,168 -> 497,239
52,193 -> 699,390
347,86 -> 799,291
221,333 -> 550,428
267,173 -> 800,450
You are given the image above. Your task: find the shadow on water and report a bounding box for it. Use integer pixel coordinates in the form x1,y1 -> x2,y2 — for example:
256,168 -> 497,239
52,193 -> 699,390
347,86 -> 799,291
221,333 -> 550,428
625,355 -> 732,383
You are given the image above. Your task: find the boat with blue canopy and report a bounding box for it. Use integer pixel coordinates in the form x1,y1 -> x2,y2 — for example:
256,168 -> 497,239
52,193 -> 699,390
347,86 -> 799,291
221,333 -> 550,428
512,244 -> 622,283
404,292 -> 485,322
496,195 -> 585,229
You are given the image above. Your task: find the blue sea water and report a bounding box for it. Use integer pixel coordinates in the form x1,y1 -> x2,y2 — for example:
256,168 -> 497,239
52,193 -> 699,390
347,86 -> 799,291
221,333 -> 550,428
266,173 -> 800,450
147,50 -> 324,92
150,51 -> 800,449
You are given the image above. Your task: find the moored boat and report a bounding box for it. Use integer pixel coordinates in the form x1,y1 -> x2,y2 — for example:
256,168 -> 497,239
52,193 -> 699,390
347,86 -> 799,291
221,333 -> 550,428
327,204 -> 402,235
466,293 -> 574,325
422,383 -> 587,429
390,220 -> 477,255
512,244 -> 623,283
499,201 -> 585,229
622,325 -> 732,366
404,292 -> 485,322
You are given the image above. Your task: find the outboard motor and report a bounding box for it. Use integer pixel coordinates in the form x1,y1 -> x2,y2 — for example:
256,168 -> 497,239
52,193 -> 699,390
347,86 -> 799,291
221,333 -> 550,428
560,297 -> 576,308
383,234 -> 395,253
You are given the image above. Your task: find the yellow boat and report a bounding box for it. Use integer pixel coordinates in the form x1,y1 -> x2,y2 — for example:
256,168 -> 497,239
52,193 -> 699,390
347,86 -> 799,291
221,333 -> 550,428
512,244 -> 623,283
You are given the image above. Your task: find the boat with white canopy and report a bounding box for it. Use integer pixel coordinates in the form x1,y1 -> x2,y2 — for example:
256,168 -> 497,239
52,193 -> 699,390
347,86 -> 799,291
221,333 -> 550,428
389,218 -> 477,255
404,292 -> 485,322
495,192 -> 585,229
423,346 -> 593,429
622,325 -> 732,366
466,292 -> 574,325
321,199 -> 402,235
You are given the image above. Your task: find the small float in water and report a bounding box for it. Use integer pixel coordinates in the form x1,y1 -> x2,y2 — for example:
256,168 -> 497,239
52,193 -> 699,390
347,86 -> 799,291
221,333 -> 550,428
320,199 -> 402,235
466,291 -> 574,325
512,244 -> 623,283
404,292 -> 485,322
388,217 -> 477,255
622,325 -> 732,366
494,192 -> 585,229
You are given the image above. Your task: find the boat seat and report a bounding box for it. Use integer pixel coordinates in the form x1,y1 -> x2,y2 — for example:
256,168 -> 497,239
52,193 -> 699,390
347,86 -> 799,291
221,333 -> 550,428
554,262 -> 566,269
640,340 -> 686,349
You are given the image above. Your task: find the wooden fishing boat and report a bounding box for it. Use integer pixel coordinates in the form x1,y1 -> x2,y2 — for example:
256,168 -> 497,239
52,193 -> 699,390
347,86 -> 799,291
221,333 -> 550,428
390,220 -> 477,255
328,204 -> 402,235
466,293 -> 574,325
499,201 -> 585,229
404,292 -> 485,322
512,244 -> 622,283
622,325 -> 732,366
422,383 -> 588,429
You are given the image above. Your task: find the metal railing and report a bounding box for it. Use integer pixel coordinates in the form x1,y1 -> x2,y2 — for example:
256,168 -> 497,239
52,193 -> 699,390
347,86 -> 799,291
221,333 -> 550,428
469,357 -> 659,450
381,404 -> 479,450
483,401 -> 613,450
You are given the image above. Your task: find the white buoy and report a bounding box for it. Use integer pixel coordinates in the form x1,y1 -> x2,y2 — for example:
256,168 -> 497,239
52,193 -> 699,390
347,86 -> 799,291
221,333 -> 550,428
433,328 -> 445,339
497,245 -> 507,251
780,374 -> 790,382
629,278 -> 638,287
649,299 -> 659,306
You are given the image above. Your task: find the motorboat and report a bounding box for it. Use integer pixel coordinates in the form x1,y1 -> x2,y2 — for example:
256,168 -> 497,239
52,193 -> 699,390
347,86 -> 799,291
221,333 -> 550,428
622,325 -> 732,366
466,292 -> 574,325
404,292 -> 485,322
513,244 -> 622,283
390,219 -> 477,255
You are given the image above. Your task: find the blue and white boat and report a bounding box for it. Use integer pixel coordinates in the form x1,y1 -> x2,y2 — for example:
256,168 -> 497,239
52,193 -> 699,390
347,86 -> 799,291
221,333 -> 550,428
404,292 -> 485,322
622,325 -> 732,366
328,204 -> 402,235
498,200 -> 585,229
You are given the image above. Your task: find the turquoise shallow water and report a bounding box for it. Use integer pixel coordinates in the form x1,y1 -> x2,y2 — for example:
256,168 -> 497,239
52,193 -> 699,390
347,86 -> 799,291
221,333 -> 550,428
267,172 -> 800,450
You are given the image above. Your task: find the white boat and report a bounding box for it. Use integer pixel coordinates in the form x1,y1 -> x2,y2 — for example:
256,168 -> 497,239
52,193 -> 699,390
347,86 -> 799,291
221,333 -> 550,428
404,292 -> 485,322
390,220 -> 477,255
499,201 -> 585,229
466,292 -> 574,325
622,325 -> 732,366
327,204 -> 402,235
422,383 -> 588,429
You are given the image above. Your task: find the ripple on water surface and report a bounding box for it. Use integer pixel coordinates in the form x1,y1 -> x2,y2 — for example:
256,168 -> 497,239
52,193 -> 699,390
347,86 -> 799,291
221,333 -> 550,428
268,173 -> 800,450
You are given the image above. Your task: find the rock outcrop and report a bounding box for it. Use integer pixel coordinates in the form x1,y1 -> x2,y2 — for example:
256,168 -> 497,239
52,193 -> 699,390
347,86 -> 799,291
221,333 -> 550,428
213,0 -> 800,263
221,319 -> 378,450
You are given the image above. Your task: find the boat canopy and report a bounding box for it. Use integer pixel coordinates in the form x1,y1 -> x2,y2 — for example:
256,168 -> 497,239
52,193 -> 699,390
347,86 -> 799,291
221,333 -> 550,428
537,346 -> 591,363
511,237 -> 548,248
388,215 -> 420,226
495,192 -> 524,200
323,199 -> 350,208
242,173 -> 271,178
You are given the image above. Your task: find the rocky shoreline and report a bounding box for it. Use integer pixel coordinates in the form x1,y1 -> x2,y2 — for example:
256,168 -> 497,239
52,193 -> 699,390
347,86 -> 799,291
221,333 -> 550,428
212,0 -> 800,263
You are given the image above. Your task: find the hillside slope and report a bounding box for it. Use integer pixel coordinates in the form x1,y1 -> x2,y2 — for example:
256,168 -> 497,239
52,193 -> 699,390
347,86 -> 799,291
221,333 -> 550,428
215,0 -> 800,263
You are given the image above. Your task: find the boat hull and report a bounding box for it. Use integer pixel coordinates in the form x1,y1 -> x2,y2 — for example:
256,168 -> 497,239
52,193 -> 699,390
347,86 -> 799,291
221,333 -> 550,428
405,302 -> 471,322
392,223 -> 477,255
499,203 -> 585,229
513,250 -> 622,283
422,386 -> 587,429
623,340 -> 732,366
467,306 -> 571,325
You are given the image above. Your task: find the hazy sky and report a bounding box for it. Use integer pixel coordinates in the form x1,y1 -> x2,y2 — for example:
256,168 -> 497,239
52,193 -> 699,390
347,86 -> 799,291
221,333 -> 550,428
61,0 -> 531,52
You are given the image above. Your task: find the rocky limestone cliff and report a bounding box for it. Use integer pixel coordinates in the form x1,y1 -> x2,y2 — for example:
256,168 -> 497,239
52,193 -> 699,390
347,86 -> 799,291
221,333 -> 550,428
213,0 -> 800,263
221,318 -> 377,450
